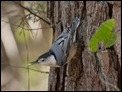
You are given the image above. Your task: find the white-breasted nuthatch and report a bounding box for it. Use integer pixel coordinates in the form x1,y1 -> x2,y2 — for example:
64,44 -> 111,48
29,17 -> 80,67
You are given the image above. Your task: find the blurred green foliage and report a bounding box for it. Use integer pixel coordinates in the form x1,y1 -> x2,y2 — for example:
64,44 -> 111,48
14,27 -> 30,43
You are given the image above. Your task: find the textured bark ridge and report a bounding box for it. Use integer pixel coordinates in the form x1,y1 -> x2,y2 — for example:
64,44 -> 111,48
47,1 -> 121,91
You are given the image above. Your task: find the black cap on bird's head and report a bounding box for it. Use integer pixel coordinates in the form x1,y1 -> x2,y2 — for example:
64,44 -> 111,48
28,50 -> 54,66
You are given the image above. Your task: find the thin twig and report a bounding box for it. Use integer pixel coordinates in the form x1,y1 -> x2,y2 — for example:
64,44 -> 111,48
2,63 -> 49,74
14,2 -> 51,25
1,20 -> 52,30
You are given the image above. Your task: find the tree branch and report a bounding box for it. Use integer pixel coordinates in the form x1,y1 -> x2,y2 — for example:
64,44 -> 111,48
1,19 -> 52,30
2,63 -> 49,74
14,2 -> 51,25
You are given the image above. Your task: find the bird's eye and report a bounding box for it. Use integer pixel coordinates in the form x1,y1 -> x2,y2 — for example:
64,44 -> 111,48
41,58 -> 45,62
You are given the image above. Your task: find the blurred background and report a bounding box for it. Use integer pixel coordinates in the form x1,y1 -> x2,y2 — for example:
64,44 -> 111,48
1,1 -> 53,91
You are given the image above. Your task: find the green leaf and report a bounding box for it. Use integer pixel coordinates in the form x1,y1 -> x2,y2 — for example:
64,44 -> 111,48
88,19 -> 116,52
106,32 -> 117,47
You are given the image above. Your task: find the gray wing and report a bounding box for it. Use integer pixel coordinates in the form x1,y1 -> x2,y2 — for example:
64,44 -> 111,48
50,17 -> 80,66
55,27 -> 73,54
50,28 -> 72,66
54,17 -> 80,54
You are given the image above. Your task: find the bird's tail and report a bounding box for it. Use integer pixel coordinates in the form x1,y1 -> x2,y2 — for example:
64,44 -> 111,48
69,17 -> 80,43
69,17 -> 80,35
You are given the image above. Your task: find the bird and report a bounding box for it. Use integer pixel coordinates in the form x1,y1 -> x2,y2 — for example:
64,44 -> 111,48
29,17 -> 80,67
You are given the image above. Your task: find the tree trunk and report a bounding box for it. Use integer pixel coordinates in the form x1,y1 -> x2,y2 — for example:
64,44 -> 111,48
47,1 -> 121,91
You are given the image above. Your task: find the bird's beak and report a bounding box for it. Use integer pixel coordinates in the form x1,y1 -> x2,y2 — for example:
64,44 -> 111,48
28,60 -> 38,66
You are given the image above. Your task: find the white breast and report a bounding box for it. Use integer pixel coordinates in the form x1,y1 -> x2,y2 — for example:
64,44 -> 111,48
41,55 -> 60,67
